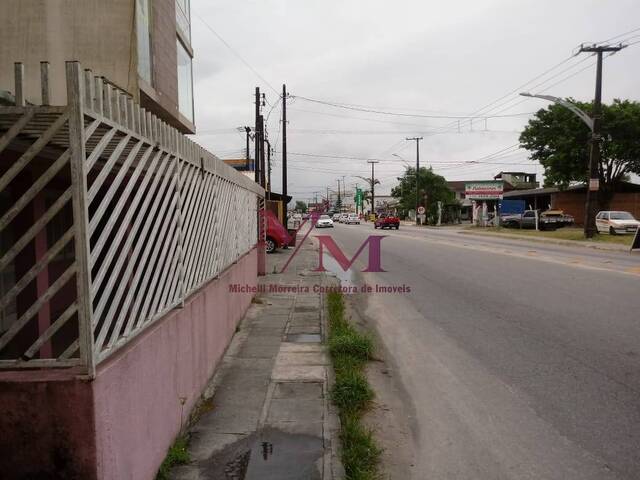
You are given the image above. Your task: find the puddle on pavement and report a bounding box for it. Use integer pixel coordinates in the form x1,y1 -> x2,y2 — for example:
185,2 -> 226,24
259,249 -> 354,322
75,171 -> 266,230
285,333 -> 321,343
202,428 -> 323,480
321,252 -> 356,289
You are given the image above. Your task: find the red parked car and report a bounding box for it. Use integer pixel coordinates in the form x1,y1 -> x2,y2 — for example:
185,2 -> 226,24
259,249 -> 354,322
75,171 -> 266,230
261,210 -> 292,253
374,213 -> 400,230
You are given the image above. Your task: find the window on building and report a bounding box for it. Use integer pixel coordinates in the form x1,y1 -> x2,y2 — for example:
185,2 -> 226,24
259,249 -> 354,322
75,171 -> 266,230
176,0 -> 191,41
177,39 -> 194,122
136,0 -> 152,84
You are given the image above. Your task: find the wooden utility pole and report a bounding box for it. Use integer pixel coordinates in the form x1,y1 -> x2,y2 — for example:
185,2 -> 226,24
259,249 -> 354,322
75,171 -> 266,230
578,43 -> 624,238
406,137 -> 423,224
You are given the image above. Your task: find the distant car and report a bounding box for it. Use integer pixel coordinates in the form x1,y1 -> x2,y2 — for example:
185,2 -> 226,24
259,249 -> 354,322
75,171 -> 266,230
315,214 -> 334,228
502,210 -> 560,231
540,209 -> 570,228
345,213 -> 360,225
339,213 -> 349,223
374,213 -> 400,229
595,211 -> 640,235
332,213 -> 341,221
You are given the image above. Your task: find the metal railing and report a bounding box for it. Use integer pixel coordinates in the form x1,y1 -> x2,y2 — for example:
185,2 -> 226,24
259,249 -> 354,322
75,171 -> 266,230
0,61 -> 263,375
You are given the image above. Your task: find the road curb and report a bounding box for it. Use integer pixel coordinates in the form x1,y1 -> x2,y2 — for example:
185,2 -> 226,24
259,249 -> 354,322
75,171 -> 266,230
458,229 -> 631,252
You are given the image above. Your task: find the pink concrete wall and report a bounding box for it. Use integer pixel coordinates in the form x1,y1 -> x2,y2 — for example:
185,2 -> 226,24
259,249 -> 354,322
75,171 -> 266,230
0,248 -> 257,480
93,248 -> 257,480
0,368 -> 96,479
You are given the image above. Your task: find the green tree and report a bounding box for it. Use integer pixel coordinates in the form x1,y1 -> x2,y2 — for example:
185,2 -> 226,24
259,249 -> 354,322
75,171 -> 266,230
391,167 -> 454,223
295,200 -> 308,213
519,99 -> 640,208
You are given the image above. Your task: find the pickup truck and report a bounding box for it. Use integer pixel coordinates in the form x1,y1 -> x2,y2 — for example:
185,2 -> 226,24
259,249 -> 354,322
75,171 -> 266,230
374,213 -> 400,229
501,209 -> 565,231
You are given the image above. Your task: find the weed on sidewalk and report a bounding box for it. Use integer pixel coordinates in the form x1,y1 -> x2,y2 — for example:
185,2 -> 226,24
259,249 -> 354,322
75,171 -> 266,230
326,291 -> 381,480
156,435 -> 190,480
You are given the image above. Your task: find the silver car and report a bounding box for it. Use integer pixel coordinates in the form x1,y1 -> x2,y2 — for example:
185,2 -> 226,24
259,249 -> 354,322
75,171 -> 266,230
315,214 -> 334,228
595,211 -> 640,234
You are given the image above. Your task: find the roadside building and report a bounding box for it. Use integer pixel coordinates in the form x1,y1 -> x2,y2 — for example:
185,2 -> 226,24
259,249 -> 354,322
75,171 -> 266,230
447,172 -> 539,222
0,2 -> 269,479
223,158 -> 256,179
503,181 -> 640,225
0,0 -> 196,133
364,194 -> 400,215
493,171 -> 539,190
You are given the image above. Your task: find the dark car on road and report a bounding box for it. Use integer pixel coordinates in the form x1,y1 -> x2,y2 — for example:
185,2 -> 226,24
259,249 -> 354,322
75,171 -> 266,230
374,213 -> 400,229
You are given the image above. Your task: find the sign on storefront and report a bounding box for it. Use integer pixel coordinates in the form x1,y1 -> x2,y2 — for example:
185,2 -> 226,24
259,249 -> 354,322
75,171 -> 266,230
465,181 -> 504,200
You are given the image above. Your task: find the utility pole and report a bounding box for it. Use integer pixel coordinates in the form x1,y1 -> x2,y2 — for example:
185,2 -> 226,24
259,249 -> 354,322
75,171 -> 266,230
406,137 -> 423,224
258,114 -> 266,189
577,43 -> 624,238
355,183 -> 359,215
337,179 -> 341,212
367,160 -> 379,217
244,126 -> 252,170
265,138 -> 271,198
326,186 -> 330,211
254,87 -> 260,184
282,84 -> 288,201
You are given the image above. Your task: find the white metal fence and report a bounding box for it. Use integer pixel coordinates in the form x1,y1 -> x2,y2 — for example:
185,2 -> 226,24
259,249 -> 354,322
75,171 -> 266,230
0,61 -> 263,374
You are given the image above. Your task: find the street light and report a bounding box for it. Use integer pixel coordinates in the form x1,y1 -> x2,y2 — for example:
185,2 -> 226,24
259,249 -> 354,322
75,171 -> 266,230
520,93 -> 594,131
392,153 -> 411,168
520,92 -> 597,238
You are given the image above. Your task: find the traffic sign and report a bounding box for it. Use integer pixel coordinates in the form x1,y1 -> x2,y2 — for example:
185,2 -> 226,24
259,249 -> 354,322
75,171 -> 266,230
417,206 -> 426,215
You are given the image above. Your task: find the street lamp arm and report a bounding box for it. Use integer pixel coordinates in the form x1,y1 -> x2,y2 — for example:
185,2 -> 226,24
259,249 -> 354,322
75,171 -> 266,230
520,92 -> 594,131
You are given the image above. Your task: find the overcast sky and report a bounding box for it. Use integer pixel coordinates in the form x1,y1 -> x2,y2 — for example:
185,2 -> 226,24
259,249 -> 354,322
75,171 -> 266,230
189,0 -> 640,202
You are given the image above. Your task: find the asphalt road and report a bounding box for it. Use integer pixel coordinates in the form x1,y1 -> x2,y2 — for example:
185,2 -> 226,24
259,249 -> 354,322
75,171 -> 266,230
316,222 -> 640,480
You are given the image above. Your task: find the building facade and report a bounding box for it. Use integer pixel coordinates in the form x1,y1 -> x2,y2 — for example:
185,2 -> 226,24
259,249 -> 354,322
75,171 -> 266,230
503,182 -> 640,225
0,0 -> 195,133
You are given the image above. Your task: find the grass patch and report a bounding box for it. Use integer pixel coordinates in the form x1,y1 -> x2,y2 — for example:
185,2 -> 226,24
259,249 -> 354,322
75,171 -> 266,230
329,330 -> 374,362
326,291 -> 381,480
156,435 -> 190,480
332,368 -> 374,414
466,226 -> 633,246
340,413 -> 382,480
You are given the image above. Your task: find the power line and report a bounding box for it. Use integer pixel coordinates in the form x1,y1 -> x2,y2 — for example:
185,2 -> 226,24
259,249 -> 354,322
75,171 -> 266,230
440,54 -> 596,133
596,26 -> 640,45
193,12 -> 279,95
290,95 -> 539,119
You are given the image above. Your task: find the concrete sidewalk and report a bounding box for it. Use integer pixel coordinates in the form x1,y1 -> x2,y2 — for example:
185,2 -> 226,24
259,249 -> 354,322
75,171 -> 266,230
170,236 -> 343,480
